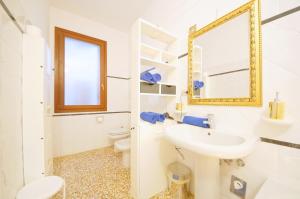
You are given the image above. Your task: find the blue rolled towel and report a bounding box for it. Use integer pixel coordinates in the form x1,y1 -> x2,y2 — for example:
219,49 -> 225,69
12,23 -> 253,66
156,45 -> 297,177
140,112 -> 165,124
141,71 -> 154,83
182,116 -> 209,128
152,73 -> 161,82
194,80 -> 204,90
140,67 -> 161,83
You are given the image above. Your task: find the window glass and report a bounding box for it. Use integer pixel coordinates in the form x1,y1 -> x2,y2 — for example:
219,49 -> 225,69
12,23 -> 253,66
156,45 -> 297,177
64,37 -> 101,105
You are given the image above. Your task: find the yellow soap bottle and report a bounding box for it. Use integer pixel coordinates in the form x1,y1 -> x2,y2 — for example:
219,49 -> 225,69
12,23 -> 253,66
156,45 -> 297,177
176,102 -> 185,111
269,92 -> 285,120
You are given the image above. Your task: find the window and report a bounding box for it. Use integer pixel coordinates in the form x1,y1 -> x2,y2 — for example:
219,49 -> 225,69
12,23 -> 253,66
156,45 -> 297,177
54,27 -> 107,113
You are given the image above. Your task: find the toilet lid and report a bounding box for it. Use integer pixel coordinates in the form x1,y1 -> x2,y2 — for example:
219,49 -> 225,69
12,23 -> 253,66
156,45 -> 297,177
255,176 -> 300,199
17,176 -> 64,199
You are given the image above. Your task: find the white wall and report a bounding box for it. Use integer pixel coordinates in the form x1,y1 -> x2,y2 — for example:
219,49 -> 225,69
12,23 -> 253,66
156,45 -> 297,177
3,0 -> 49,38
50,7 -> 130,157
142,0 -> 300,198
0,5 -> 24,199
21,0 -> 49,38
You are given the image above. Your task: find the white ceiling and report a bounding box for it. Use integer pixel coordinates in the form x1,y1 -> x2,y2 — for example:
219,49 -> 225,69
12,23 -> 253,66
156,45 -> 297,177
50,0 -> 155,32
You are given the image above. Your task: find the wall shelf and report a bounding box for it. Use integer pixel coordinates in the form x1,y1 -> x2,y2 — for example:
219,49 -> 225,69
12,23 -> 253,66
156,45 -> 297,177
262,117 -> 293,127
140,80 -> 176,86
140,93 -> 176,97
140,19 -> 177,44
141,57 -> 176,70
141,43 -> 161,58
140,43 -> 177,63
162,52 -> 177,63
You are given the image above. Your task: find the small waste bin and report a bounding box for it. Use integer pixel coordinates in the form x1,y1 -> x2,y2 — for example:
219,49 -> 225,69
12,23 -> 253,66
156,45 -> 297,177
167,162 -> 192,199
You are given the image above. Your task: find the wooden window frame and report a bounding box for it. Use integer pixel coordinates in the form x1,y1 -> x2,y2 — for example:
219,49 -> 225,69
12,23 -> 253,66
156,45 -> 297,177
54,27 -> 107,113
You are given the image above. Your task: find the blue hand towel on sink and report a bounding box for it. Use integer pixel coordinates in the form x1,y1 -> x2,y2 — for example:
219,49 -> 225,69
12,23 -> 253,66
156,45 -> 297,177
140,112 -> 165,124
182,116 -> 209,128
140,67 -> 161,83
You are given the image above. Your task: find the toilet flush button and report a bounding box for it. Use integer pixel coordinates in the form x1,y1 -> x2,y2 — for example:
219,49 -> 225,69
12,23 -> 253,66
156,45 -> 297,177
96,116 -> 104,123
230,175 -> 247,198
234,180 -> 244,190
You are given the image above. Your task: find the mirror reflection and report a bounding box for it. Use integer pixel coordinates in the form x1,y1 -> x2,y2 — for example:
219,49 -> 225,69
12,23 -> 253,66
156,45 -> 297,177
191,11 -> 250,99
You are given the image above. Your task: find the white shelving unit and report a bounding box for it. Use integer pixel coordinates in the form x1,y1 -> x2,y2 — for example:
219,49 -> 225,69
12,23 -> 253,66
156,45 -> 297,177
130,19 -> 178,199
22,27 -> 52,184
140,56 -> 176,70
192,45 -> 208,98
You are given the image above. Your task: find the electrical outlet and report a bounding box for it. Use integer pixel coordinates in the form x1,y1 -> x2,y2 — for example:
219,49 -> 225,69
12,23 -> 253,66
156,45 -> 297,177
230,175 -> 247,199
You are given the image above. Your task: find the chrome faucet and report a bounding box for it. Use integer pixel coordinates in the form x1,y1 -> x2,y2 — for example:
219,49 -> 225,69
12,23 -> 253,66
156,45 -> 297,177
207,114 -> 215,131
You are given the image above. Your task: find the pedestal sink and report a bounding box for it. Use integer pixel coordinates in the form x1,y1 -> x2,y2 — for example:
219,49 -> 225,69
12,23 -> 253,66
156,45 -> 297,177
165,124 -> 259,199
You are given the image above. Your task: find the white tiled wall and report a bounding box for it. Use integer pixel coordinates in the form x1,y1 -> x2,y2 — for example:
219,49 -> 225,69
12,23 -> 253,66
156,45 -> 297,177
0,5 -> 24,199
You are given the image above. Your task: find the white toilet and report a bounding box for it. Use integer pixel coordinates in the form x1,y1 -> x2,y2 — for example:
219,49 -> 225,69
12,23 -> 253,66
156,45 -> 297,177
108,129 -> 131,168
17,176 -> 65,199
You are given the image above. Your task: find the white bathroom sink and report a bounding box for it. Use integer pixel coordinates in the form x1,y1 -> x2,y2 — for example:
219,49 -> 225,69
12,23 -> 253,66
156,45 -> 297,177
165,124 -> 259,159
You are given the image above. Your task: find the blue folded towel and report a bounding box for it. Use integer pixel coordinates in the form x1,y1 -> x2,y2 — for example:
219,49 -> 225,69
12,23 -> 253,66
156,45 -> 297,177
141,67 -> 161,83
140,112 -> 165,124
182,116 -> 209,128
194,80 -> 204,90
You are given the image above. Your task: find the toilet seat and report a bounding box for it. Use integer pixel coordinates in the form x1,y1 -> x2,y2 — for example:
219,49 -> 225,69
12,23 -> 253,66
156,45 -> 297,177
17,176 -> 65,199
115,138 -> 130,151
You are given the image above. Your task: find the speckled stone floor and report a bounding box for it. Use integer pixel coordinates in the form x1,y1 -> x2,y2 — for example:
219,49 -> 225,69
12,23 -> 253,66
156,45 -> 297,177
53,147 -> 131,199
53,146 -> 193,199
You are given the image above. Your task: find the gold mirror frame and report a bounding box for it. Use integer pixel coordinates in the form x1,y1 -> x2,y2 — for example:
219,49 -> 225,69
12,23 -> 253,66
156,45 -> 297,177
187,0 -> 262,106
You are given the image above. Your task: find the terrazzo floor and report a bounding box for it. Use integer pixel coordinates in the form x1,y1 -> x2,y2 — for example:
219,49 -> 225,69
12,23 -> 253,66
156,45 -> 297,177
53,147 -> 131,199
53,146 -> 193,199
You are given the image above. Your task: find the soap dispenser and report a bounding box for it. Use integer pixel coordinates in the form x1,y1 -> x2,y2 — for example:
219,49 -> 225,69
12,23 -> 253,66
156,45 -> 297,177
269,92 -> 285,120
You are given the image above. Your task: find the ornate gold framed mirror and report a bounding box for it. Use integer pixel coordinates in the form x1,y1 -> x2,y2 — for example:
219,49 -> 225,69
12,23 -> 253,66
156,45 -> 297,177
187,0 -> 262,106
